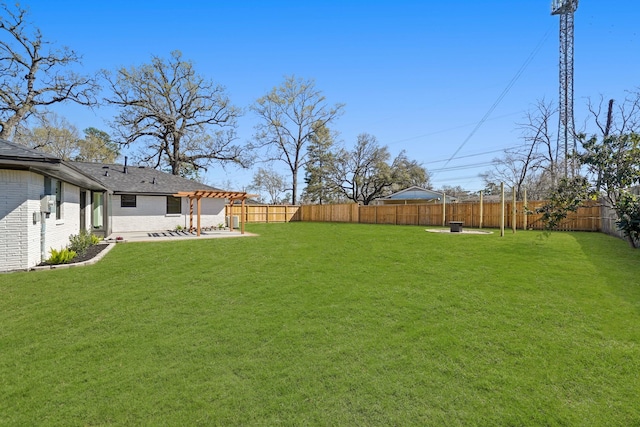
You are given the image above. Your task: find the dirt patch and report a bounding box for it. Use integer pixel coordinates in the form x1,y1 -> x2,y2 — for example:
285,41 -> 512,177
425,228 -> 493,235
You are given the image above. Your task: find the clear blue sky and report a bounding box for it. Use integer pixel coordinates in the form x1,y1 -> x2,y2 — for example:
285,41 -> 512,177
21,0 -> 640,193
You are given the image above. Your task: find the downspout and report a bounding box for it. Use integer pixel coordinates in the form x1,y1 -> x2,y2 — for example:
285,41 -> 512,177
40,211 -> 46,263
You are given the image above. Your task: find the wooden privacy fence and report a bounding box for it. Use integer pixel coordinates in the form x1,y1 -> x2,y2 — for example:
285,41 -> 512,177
226,201 -> 601,231
225,204 -> 299,223
300,202 -> 600,231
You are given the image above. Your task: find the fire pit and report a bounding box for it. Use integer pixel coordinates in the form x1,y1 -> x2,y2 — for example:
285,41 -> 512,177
449,221 -> 464,232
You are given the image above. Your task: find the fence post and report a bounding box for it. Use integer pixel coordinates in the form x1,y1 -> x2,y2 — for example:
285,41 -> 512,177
441,193 -> 446,227
479,191 -> 484,229
523,189 -> 528,230
500,182 -> 505,237
512,187 -> 517,233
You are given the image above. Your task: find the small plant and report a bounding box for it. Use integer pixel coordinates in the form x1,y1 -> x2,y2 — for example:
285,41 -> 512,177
47,248 -> 77,264
69,229 -> 97,255
175,224 -> 184,231
218,223 -> 225,229
90,234 -> 102,245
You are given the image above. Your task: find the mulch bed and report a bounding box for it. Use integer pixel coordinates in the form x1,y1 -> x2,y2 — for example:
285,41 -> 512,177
38,243 -> 110,266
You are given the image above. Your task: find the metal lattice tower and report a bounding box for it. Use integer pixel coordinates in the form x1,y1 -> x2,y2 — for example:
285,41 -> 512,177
552,0 -> 579,178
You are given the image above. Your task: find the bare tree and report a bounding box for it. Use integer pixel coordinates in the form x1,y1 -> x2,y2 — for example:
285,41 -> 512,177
12,112 -> 80,160
325,134 -> 429,205
103,51 -> 247,176
482,149 -> 544,199
437,185 -> 471,199
251,75 -> 344,204
586,91 -> 640,137
0,3 -> 98,140
584,90 -> 640,192
249,167 -> 287,204
328,133 -> 391,205
389,150 -> 431,191
483,99 -> 559,199
523,99 -> 560,187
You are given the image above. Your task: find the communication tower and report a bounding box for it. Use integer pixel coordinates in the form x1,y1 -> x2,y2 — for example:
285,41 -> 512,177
552,0 -> 579,177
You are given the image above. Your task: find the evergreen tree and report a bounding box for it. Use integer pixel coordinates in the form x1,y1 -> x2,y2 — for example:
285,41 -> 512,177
304,122 -> 338,204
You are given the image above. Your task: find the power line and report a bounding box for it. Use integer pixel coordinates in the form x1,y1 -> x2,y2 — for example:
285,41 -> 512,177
387,111 -> 523,146
424,144 -> 530,165
437,25 -> 553,173
432,175 -> 489,186
430,160 -> 498,173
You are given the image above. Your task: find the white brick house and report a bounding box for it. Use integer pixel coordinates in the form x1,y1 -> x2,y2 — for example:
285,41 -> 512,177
0,141 -> 107,272
1,140 -> 232,272
71,162 -> 227,235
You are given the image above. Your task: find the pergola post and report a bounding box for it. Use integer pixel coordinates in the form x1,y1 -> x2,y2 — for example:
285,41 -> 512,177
189,198 -> 194,231
173,190 -> 256,237
197,196 -> 202,236
241,198 -> 246,234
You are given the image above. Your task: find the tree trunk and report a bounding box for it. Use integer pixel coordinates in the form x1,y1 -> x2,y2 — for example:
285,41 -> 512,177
171,136 -> 181,175
291,169 -> 298,205
0,114 -> 22,140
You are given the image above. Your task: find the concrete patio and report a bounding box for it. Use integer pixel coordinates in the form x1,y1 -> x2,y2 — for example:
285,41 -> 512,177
105,229 -> 257,243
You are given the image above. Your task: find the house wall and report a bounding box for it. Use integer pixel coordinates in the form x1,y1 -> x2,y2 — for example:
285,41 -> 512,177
110,195 -> 226,232
1,170 -> 30,271
1,170 -> 83,272
45,181 -> 81,258
26,173 -> 43,269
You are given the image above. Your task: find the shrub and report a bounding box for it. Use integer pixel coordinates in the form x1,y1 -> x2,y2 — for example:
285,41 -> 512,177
69,230 -> 97,255
615,192 -> 640,247
47,248 -> 77,264
534,176 -> 594,230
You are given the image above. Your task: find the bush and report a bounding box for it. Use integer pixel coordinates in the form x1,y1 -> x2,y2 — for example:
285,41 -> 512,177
615,192 -> 640,247
47,248 -> 77,264
535,176 -> 593,230
69,230 -> 98,255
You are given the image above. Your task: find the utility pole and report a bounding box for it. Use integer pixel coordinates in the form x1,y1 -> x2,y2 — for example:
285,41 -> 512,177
552,0 -> 579,178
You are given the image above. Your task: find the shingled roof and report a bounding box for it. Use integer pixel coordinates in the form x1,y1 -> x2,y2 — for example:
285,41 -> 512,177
0,139 -> 222,195
0,139 -> 61,164
0,139 -> 106,191
70,161 -> 221,195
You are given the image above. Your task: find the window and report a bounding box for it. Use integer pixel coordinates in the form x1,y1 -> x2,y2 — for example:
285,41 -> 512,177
92,192 -> 104,229
166,196 -> 181,214
54,179 -> 62,220
121,194 -> 137,208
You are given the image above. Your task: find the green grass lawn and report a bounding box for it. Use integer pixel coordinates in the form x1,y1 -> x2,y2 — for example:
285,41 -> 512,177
1,223 -> 640,426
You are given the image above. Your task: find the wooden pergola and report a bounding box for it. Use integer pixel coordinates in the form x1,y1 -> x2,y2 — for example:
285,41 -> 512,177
173,190 -> 254,236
